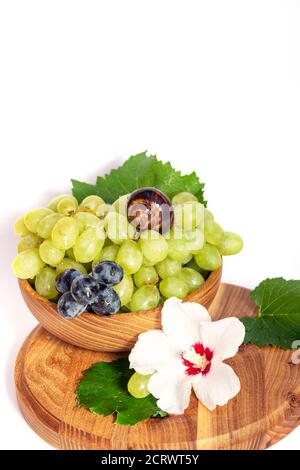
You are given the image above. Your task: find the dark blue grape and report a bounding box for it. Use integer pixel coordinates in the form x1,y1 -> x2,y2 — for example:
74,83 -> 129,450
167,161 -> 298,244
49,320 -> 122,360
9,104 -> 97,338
92,286 -> 121,315
56,269 -> 82,294
57,292 -> 87,318
92,261 -> 124,286
85,304 -> 95,313
71,275 -> 101,304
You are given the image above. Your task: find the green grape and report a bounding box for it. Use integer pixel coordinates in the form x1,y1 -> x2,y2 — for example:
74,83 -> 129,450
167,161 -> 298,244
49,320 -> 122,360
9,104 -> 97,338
39,239 -> 65,266
204,208 -> 214,222
57,196 -> 78,215
139,230 -> 168,265
217,231 -> 243,256
159,276 -> 189,299
183,228 -> 204,253
100,244 -> 119,261
24,208 -> 53,233
169,250 -> 192,264
156,257 -> 181,279
142,256 -> 156,267
178,267 -> 205,293
127,372 -> 151,399
186,258 -> 210,279
167,228 -> 187,249
134,266 -> 159,288
169,227 -> 204,253
73,227 -> 105,263
78,195 -> 105,214
129,285 -> 160,311
12,248 -> 45,279
74,212 -> 101,233
167,231 -> 192,264
194,243 -> 222,271
204,219 -> 224,246
36,212 -> 64,239
112,194 -> 129,216
14,216 -> 31,236
116,240 -> 143,275
105,212 -> 135,245
18,233 -> 42,253
92,244 -> 119,268
95,224 -> 106,244
113,273 -> 134,305
172,192 -> 198,205
174,202 -> 204,231
95,204 -> 110,218
48,194 -> 73,211
56,258 -> 87,275
170,251 -> 193,266
35,267 -> 58,299
51,217 -> 80,250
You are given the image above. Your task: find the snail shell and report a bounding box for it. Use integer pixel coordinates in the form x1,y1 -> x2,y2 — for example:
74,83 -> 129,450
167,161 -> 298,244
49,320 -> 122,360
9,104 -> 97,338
127,187 -> 174,234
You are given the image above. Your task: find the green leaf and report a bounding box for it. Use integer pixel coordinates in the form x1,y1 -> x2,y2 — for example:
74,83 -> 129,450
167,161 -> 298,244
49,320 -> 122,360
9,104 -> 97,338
72,151 -> 206,205
241,278 -> 300,348
76,357 -> 167,425
71,180 -> 104,202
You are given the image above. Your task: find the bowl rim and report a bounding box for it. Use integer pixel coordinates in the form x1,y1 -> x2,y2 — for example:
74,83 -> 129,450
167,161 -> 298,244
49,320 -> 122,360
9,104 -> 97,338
19,266 -> 222,320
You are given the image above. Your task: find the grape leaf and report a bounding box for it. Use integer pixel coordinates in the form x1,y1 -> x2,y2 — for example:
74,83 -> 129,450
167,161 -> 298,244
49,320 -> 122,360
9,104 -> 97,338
241,278 -> 300,349
76,357 -> 167,425
71,180 -> 104,204
72,151 -> 206,205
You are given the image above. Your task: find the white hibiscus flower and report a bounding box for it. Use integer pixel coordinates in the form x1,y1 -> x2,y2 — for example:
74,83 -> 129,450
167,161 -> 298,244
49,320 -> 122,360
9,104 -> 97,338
129,297 -> 245,414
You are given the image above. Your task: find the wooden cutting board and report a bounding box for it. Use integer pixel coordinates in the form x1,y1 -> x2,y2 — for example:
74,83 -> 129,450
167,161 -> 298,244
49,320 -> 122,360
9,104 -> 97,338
15,283 -> 300,450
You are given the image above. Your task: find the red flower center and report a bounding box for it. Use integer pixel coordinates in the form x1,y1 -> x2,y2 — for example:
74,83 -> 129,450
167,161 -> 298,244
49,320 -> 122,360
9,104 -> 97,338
182,342 -> 213,376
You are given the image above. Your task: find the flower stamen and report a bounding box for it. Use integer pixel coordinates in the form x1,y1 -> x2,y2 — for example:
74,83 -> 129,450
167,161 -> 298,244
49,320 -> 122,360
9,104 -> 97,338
182,342 -> 213,376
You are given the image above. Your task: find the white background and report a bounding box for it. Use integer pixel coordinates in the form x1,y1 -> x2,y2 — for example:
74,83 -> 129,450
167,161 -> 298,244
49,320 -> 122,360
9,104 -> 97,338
0,0 -> 299,450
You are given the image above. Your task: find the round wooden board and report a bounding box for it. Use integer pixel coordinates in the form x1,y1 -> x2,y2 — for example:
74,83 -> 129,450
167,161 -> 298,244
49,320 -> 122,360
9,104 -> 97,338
15,283 -> 300,450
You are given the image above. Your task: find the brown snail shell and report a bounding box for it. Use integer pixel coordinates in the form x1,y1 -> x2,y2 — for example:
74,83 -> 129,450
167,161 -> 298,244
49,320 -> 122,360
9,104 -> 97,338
127,187 -> 174,234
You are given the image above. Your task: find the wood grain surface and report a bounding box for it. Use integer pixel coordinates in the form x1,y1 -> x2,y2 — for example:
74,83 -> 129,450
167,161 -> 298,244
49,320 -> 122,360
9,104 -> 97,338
15,283 -> 300,450
18,267 -> 222,352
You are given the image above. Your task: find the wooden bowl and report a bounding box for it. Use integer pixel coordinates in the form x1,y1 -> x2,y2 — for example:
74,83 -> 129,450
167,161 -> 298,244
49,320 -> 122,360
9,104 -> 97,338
19,267 -> 222,352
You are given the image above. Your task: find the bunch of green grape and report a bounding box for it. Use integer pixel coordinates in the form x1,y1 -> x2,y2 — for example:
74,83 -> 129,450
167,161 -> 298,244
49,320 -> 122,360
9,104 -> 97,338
12,191 -> 243,311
